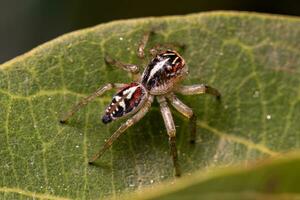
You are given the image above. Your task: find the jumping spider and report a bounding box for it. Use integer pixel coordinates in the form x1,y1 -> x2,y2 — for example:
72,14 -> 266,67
60,31 -> 221,177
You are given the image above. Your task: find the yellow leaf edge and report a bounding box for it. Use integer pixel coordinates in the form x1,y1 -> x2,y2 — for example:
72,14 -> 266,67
1,11 -> 300,70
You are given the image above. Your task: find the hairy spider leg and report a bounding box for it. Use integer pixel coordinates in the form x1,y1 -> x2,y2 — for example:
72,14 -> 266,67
149,43 -> 186,56
176,84 -> 221,100
60,83 -> 126,123
174,84 -> 221,143
105,54 -> 140,74
138,31 -> 154,58
157,96 -> 181,177
104,55 -> 141,81
166,93 -> 197,144
88,95 -> 153,163
104,31 -> 154,81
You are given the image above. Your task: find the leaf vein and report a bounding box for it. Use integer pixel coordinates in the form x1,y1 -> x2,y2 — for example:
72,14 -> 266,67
0,187 -> 71,200
198,121 -> 279,156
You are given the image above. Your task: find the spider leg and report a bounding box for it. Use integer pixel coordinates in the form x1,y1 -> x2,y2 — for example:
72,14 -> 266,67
60,83 -> 126,123
166,93 -> 197,144
150,43 -> 186,56
88,95 -> 154,163
157,96 -> 181,177
104,55 -> 140,81
137,30 -> 185,57
176,84 -> 221,100
138,31 -> 153,58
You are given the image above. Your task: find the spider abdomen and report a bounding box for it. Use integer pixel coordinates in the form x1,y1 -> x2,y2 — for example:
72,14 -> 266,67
102,83 -> 147,123
141,50 -> 187,95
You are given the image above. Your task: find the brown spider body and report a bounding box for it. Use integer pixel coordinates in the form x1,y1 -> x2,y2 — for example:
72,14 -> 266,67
103,50 -> 186,123
60,32 -> 221,177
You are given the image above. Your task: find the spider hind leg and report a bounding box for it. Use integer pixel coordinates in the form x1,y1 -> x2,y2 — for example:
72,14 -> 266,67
167,93 -> 197,144
60,83 -> 126,124
157,96 -> 181,177
88,95 -> 154,163
176,84 -> 221,100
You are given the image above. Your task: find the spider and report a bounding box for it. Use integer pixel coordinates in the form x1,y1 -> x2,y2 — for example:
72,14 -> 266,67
60,31 -> 221,177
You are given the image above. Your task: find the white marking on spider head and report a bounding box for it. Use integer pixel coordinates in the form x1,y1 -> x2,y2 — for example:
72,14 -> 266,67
147,58 -> 170,83
166,65 -> 172,70
172,56 -> 179,64
162,53 -> 175,56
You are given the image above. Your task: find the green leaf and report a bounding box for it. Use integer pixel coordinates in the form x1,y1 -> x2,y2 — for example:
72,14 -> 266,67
127,152 -> 300,200
0,11 -> 300,200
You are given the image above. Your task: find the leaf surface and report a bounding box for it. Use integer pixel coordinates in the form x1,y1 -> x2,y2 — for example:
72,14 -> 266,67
0,11 -> 300,199
128,153 -> 300,200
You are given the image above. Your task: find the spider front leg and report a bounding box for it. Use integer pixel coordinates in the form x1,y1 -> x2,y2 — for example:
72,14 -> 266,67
150,43 -> 186,56
104,55 -> 140,81
137,31 -> 153,58
60,83 -> 126,123
166,93 -> 197,144
157,96 -> 181,177
137,30 -> 185,57
176,84 -> 221,100
89,95 -> 154,163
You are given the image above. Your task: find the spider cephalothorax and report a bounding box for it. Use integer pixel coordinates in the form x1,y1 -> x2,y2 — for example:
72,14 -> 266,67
60,32 -> 221,177
142,50 -> 187,94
